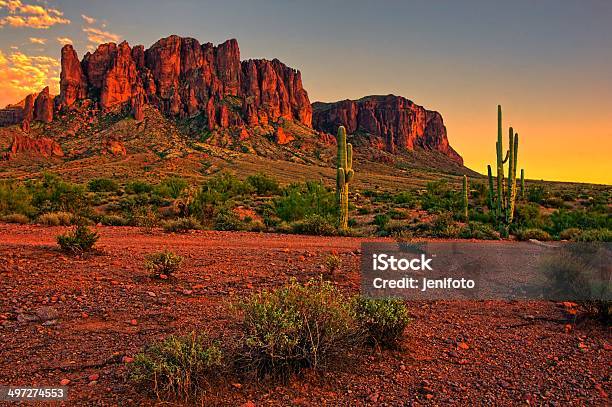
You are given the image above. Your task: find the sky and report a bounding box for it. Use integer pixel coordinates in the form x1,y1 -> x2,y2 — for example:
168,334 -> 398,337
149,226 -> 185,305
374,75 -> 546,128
1,0 -> 611,184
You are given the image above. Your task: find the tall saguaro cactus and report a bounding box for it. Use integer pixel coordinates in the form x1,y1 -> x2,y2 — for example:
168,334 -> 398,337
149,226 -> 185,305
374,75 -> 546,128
489,105 -> 521,236
462,175 -> 469,221
336,126 -> 354,231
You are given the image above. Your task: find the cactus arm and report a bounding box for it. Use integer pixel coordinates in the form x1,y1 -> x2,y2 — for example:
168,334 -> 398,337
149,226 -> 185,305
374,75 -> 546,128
507,133 -> 519,222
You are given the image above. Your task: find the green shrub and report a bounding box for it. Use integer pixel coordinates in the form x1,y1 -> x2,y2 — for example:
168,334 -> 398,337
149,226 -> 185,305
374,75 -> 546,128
559,228 -> 581,241
87,178 -> 119,192
421,180 -> 461,214
154,177 -> 189,199
145,250 -> 183,278
459,222 -> 499,240
57,225 -> 99,253
190,173 -> 253,221
213,207 -> 243,231
514,203 -> 548,230
393,191 -> 417,208
246,173 -> 281,195
290,214 -> 336,236
353,297 -> 410,349
515,228 -> 552,241
373,213 -> 391,233
274,181 -> 335,222
573,229 -> 612,242
324,254 -> 342,273
1,213 -> 29,224
130,333 -> 223,400
0,180 -> 34,216
548,209 -> 611,236
429,212 -> 461,238
162,217 -> 201,233
100,214 -> 129,226
527,185 -> 547,203
38,211 -> 73,226
126,180 -> 153,194
238,279 -> 357,375
28,173 -> 88,214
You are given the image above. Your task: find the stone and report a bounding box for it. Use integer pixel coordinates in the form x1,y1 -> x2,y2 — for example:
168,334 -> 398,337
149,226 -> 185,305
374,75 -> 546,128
59,45 -> 87,108
33,87 -> 54,123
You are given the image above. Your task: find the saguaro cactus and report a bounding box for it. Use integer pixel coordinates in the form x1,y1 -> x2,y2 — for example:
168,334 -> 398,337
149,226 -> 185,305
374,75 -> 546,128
520,169 -> 525,201
462,175 -> 469,221
336,126 -> 354,231
489,105 -> 521,236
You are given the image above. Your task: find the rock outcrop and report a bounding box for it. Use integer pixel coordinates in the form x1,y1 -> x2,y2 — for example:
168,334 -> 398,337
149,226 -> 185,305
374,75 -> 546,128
0,88 -> 54,127
33,87 -> 54,123
312,95 -> 462,164
3,134 -> 63,159
58,35 -> 312,130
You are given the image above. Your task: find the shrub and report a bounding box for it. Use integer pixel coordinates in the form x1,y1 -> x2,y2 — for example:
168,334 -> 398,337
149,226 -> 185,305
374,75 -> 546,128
130,333 -> 223,400
162,217 -> 201,233
430,212 -> 461,238
100,214 -> 129,226
548,209 -> 611,236
154,177 -> 189,199
291,214 -> 336,236
0,180 -> 34,216
246,173 -> 281,195
459,222 -> 499,240
393,191 -> 417,208
87,178 -> 119,192
421,180 -> 461,214
353,297 -> 410,349
38,211 -> 73,226
324,254 -> 342,273
57,225 -> 99,253
28,173 -> 88,214
145,250 -> 183,278
559,228 -> 581,241
515,228 -> 552,241
126,180 -> 153,194
238,279 -> 357,375
190,173 -> 253,221
274,181 -> 335,222
373,214 -> 391,233
213,207 -> 243,231
527,185 -> 547,203
573,229 -> 612,242
1,213 -> 29,224
514,203 -> 548,230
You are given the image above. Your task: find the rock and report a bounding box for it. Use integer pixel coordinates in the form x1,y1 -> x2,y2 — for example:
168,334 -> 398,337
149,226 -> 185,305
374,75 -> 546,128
312,95 -> 463,164
35,306 -> 59,321
4,134 -> 63,160
59,44 -> 87,108
274,127 -> 294,145
60,379 -> 71,386
105,139 -> 126,156
88,373 -> 100,381
122,356 -> 134,363
33,87 -> 54,123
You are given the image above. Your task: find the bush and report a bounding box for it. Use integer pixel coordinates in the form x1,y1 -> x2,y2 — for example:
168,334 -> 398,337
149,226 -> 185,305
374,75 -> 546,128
100,214 -> 130,226
162,217 -> 201,233
393,191 -> 417,208
0,180 -> 34,216
126,180 -> 153,194
130,333 -> 223,400
527,185 -> 547,203
190,173 -> 253,221
238,279 -> 357,375
274,181 -> 336,222
28,173 -> 88,215
38,211 -> 73,226
421,180 -> 461,214
324,254 -> 342,273
154,177 -> 189,199
246,173 -> 281,195
515,228 -> 552,241
213,207 -> 243,231
291,214 -> 336,236
57,225 -> 99,253
460,222 -> 499,240
514,203 -> 548,230
353,297 -> 410,349
145,250 -> 183,278
87,178 -> 119,192
429,212 -> 461,238
1,213 -> 29,224
559,228 -> 581,241
573,229 -> 612,242
548,209 -> 611,236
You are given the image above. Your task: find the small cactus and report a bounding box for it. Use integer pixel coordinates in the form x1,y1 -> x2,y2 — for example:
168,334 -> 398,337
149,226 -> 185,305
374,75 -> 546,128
336,126 -> 354,231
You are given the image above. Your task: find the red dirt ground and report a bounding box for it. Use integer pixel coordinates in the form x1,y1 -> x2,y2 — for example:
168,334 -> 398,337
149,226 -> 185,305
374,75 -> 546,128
0,224 -> 610,406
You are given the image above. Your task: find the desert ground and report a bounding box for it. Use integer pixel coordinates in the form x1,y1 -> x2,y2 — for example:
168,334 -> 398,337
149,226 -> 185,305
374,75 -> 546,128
0,224 -> 610,406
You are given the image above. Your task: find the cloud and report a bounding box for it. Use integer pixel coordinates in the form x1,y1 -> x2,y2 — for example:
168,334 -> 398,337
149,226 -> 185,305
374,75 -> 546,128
29,37 -> 46,45
56,36 -> 72,45
81,14 -> 95,24
0,0 -> 70,29
83,27 -> 120,44
0,48 -> 59,107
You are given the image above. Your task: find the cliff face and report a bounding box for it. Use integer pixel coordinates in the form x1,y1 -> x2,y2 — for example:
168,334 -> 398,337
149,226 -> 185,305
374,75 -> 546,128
312,95 -> 462,164
59,35 -> 312,130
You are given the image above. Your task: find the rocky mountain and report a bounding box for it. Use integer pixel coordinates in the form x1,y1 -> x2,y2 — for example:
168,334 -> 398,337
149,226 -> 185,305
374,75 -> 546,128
313,95 -> 462,164
0,35 -> 465,172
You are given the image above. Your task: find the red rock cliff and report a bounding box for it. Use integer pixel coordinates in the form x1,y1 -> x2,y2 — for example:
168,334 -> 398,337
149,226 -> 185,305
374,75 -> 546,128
312,95 -> 462,164
58,35 -> 312,129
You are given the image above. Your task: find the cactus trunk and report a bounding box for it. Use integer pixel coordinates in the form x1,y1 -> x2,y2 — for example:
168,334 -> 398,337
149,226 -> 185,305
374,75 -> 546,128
487,165 -> 494,210
336,126 -> 353,231
462,175 -> 469,221
520,169 -> 525,201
